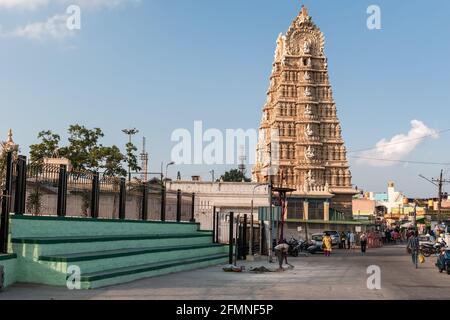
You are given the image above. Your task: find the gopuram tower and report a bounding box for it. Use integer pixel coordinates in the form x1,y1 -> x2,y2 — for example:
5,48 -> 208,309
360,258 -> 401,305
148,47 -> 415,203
253,6 -> 357,218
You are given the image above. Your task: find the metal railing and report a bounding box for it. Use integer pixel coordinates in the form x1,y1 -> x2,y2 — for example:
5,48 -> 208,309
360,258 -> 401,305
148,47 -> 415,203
0,151 -> 196,253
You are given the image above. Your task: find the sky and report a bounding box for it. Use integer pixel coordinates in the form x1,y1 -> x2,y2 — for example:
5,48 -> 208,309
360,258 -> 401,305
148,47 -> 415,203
0,0 -> 449,198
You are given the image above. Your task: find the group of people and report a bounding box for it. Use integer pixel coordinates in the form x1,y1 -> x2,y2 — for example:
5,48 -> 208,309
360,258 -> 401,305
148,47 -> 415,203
333,231 -> 368,256
317,231 -> 370,258
274,230 -> 373,270
338,231 -> 356,250
382,228 -> 404,244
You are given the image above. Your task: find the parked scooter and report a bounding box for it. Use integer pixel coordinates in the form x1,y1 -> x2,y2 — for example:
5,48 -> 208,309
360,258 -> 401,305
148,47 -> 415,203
421,239 -> 447,257
436,249 -> 450,274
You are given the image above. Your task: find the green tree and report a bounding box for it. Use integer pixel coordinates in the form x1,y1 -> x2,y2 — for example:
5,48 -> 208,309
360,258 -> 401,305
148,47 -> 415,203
59,125 -> 105,171
125,142 -> 142,176
219,169 -> 251,182
29,130 -> 61,164
27,125 -> 130,178
101,145 -> 127,177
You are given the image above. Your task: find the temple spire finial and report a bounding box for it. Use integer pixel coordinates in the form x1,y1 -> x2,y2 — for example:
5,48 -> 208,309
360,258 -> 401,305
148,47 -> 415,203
300,4 -> 309,18
7,128 -> 13,143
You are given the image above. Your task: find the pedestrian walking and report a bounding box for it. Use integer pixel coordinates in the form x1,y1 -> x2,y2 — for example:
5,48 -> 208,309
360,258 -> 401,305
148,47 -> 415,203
340,231 -> 347,249
349,231 -> 356,251
274,241 -> 290,270
323,233 -> 333,257
360,232 -> 368,256
346,230 -> 351,250
386,229 -> 392,244
407,231 -> 420,269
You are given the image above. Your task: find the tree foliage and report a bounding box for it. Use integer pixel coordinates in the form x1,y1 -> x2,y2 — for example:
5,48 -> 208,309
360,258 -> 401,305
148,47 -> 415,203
102,145 -> 127,177
219,169 -> 251,182
59,125 -> 105,171
28,125 -> 138,178
29,130 -> 61,164
125,142 -> 142,174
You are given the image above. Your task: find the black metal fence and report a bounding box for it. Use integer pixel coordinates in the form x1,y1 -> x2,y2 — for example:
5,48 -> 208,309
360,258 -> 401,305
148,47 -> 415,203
0,152 -> 196,253
210,209 -> 262,264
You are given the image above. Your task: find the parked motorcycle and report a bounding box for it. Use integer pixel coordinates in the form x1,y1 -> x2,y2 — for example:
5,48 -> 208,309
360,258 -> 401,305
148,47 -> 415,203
287,237 -> 300,257
436,249 -> 450,274
421,239 -> 447,257
287,237 -> 311,257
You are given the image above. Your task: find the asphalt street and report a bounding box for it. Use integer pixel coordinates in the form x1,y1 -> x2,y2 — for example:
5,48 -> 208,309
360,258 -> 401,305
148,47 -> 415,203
1,245 -> 449,300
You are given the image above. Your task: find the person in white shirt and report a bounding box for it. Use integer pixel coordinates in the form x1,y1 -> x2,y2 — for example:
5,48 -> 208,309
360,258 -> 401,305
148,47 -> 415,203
349,232 -> 356,251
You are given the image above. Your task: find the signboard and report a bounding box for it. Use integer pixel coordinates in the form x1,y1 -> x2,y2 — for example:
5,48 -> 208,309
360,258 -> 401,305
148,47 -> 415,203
355,226 -> 362,233
258,207 -> 282,222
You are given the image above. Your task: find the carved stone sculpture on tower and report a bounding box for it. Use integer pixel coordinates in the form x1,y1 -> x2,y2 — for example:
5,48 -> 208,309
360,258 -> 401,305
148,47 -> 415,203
253,5 -> 356,212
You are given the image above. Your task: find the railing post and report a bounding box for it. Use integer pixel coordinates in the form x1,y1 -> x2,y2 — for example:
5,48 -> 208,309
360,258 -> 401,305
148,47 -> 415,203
190,192 -> 195,223
160,185 -> 166,222
14,156 -> 27,215
0,152 -> 13,254
57,165 -> 67,217
118,178 -> 126,220
141,183 -> 148,221
216,211 -> 220,243
228,212 -> 234,265
212,206 -> 216,243
243,214 -> 247,260
90,172 -> 100,218
176,189 -> 182,222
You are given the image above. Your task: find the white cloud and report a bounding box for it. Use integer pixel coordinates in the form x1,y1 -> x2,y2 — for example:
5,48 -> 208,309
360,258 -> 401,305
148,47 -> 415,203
0,0 -> 48,9
0,0 -> 139,10
1,0 -> 140,40
64,0 -> 141,9
358,120 -> 439,167
11,13 -> 72,39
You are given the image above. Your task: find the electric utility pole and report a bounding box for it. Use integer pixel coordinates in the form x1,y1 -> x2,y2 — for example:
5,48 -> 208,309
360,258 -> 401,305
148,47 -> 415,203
268,141 -> 273,263
419,170 -> 450,223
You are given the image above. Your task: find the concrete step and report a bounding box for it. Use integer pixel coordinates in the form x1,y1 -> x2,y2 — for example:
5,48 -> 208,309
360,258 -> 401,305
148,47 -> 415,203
39,243 -> 228,273
11,215 -> 201,238
80,253 -> 229,289
12,233 -> 214,256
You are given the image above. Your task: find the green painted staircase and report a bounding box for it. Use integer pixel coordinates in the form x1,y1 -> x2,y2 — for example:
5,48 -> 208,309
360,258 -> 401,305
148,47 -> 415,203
9,215 -> 228,289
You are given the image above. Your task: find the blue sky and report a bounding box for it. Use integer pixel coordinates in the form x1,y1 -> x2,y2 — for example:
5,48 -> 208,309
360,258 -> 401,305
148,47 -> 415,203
1,0 -> 449,197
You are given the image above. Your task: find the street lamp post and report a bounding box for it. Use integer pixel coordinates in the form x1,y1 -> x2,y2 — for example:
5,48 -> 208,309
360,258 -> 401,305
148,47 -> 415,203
164,161 -> 175,189
251,184 -> 268,258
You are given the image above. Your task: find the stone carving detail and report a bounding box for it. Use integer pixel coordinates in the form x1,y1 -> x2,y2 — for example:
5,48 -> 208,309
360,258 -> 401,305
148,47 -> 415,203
304,71 -> 311,81
274,33 -> 285,63
305,124 -> 313,137
304,104 -> 312,116
305,146 -> 315,159
303,40 -> 311,54
304,87 -> 311,97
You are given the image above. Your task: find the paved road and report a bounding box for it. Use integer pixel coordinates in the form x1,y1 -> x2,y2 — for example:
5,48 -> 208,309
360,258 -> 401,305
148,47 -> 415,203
1,245 -> 449,300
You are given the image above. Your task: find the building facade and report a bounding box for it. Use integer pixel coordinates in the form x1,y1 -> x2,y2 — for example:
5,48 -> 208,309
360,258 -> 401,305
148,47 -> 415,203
252,6 -> 357,221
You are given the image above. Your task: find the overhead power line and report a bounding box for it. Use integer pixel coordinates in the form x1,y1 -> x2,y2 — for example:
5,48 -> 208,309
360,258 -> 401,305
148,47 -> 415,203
350,156 -> 450,166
